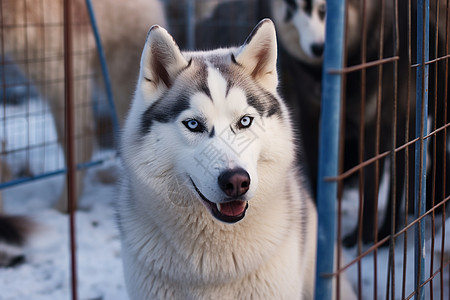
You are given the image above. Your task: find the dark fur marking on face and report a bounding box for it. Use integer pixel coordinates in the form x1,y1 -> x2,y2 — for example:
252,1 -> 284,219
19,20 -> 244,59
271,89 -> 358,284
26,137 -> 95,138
209,127 -> 215,138
284,0 -> 313,21
285,0 -> 298,10
200,82 -> 212,101
209,57 -> 282,119
196,61 -> 213,100
265,92 -> 282,117
225,80 -> 233,97
284,0 -> 298,21
141,93 -> 191,135
246,91 -> 281,118
318,3 -> 326,21
304,0 -> 312,15
246,94 -> 266,116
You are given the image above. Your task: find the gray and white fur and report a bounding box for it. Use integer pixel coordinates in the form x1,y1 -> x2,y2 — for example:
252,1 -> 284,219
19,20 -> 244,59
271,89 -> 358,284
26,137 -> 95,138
117,19 -> 317,299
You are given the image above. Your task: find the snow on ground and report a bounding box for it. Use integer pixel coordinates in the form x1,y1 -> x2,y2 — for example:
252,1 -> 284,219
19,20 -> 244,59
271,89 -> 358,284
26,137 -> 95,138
0,96 -> 126,299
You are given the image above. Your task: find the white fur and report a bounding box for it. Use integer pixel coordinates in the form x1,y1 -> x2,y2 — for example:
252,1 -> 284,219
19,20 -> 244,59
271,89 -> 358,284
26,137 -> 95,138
272,0 -> 326,65
118,19 -> 317,299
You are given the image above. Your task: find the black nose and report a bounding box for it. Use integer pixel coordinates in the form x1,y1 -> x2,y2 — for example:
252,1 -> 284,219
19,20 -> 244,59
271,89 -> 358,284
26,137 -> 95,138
218,168 -> 250,198
311,43 -> 324,57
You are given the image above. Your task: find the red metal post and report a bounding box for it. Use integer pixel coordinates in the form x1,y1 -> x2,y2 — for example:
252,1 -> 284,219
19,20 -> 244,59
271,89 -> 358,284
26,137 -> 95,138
63,0 -> 78,299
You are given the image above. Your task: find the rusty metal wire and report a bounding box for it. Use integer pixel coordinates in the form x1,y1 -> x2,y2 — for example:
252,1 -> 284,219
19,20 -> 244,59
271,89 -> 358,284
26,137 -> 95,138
1,0 -> 117,298
0,0 -> 115,191
1,0 -> 449,299
331,0 -> 450,299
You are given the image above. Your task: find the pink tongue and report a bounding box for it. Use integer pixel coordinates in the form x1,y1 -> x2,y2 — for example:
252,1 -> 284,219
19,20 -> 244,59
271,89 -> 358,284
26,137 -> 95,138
219,201 -> 246,217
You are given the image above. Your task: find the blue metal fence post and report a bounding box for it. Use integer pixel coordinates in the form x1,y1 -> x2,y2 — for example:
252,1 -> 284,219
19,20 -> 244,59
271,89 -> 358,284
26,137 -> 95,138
415,0 -> 429,299
186,0 -> 196,50
315,0 -> 346,299
85,0 -> 120,139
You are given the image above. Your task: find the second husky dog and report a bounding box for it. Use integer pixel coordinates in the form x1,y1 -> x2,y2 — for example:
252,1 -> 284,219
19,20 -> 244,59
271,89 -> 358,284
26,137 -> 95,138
271,0 -> 326,65
117,19 -> 317,299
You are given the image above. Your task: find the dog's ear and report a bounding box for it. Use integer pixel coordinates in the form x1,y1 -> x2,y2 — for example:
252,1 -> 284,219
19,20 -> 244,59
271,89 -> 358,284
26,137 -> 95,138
139,25 -> 189,93
235,19 -> 278,92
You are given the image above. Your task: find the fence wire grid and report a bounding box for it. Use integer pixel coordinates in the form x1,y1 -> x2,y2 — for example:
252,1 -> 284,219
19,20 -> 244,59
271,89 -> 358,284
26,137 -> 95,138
0,0 -> 449,299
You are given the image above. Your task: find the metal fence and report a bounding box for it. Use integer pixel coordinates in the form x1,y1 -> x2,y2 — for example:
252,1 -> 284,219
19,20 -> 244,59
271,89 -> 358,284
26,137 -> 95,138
0,0 -> 117,195
1,0 -> 449,299
1,0 -> 118,297
318,0 -> 450,299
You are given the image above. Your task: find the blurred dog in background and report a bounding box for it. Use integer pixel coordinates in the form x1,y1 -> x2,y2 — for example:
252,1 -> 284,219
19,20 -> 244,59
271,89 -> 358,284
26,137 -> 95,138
2,0 -> 166,212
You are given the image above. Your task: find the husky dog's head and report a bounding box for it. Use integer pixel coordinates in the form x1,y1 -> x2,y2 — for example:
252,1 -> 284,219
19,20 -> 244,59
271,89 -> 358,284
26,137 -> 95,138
272,0 -> 326,65
122,19 -> 295,225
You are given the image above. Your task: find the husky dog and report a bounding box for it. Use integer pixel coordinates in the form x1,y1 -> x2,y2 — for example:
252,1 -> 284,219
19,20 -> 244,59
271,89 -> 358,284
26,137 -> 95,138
117,19 -> 318,299
2,0 -> 166,212
270,0 -> 414,247
271,0 -> 326,65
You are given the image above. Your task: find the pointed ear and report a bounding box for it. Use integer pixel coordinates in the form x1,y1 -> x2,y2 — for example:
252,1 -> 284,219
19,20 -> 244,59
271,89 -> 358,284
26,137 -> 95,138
139,25 -> 189,92
235,19 -> 278,92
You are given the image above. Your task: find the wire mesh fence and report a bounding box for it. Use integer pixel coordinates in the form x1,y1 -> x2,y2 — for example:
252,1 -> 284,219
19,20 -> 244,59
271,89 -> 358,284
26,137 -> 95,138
319,0 -> 450,299
0,0 -> 117,198
0,0 -> 449,299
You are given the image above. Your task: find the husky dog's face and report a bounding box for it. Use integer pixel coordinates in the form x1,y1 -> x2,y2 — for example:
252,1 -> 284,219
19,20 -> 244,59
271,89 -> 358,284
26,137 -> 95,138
122,20 -> 294,225
272,0 -> 326,65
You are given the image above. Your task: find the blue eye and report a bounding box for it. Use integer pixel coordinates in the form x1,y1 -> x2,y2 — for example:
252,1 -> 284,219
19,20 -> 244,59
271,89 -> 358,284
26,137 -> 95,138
183,119 -> 204,132
187,120 -> 198,129
238,116 -> 253,129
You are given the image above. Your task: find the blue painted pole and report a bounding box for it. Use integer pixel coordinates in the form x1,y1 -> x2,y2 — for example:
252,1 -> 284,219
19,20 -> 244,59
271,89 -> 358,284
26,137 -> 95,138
85,0 -> 120,139
186,0 -> 196,50
0,158 -> 110,189
415,0 -> 429,299
315,0 -> 346,299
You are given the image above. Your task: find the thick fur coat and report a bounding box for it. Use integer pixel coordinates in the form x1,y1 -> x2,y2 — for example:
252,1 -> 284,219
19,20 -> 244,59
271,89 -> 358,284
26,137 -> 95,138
117,19 -> 317,299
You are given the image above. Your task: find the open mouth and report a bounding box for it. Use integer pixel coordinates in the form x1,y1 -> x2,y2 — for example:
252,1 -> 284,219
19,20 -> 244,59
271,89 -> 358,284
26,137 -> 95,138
190,178 -> 248,224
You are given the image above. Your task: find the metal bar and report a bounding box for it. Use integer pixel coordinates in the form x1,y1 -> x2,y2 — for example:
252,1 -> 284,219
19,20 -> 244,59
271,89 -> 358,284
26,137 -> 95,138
403,0 -> 413,297
374,0 -> 387,296
325,122 -> 450,181
357,1 -> 368,297
186,0 -> 196,50
328,56 -> 400,74
328,194 -> 450,275
0,158 -> 110,189
314,0 -> 346,299
411,53 -> 450,67
442,0 -> 449,296
0,0 -> 6,176
388,1 -> 400,298
415,0 -> 429,299
335,0 -> 351,297
63,0 -> 78,298
85,0 -> 120,141
429,1 -> 440,298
